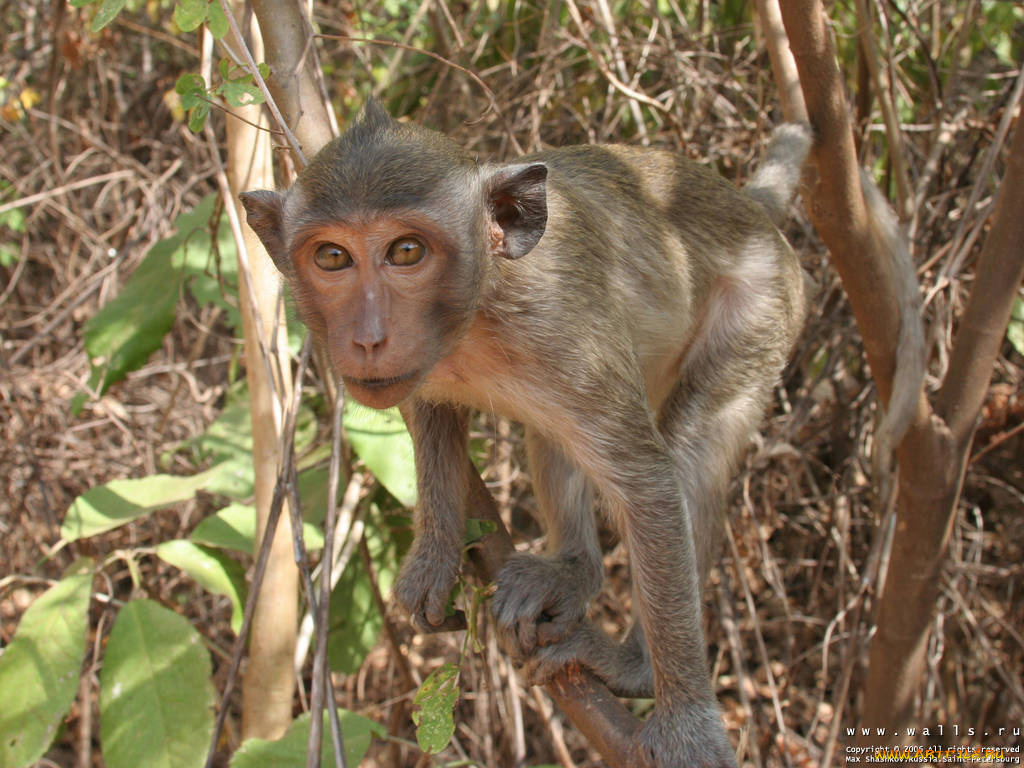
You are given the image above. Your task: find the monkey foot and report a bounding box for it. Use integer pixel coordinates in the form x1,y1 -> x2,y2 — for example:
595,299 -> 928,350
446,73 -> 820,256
632,704 -> 737,768
491,552 -> 601,660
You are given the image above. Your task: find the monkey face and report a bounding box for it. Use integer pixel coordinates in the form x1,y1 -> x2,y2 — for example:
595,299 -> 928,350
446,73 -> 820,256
240,101 -> 550,410
287,213 -> 476,409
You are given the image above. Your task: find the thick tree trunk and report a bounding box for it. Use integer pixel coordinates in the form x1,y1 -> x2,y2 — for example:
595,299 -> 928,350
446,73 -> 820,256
861,105 -> 1024,741
773,0 -> 1024,743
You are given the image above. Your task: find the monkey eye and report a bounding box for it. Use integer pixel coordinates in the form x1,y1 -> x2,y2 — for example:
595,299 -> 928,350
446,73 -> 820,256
386,237 -> 425,267
313,243 -> 353,271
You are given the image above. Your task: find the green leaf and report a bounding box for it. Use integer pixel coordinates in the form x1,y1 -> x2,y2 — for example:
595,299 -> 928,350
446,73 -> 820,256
99,600 -> 215,768
80,195 -> 219,399
184,202 -> 240,327
0,205 -> 25,232
411,662 -> 460,754
464,517 -> 498,545
62,472 -> 211,541
1007,297 -> 1024,357
181,389 -> 255,498
173,0 -> 207,32
81,248 -> 180,396
229,710 -> 384,768
0,244 -> 19,268
327,507 -> 401,674
344,400 -> 417,506
156,540 -> 247,633
190,502 -> 255,553
175,72 -> 206,100
0,559 -> 93,768
179,382 -> 315,500
205,0 -> 229,38
187,99 -> 211,132
295,463 -> 344,531
191,502 -> 323,555
219,78 -> 263,108
91,0 -> 127,30
68,0 -> 97,7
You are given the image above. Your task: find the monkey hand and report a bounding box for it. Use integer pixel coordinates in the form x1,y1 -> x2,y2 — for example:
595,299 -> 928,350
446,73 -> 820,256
632,703 -> 737,768
393,538 -> 466,633
492,552 -> 602,660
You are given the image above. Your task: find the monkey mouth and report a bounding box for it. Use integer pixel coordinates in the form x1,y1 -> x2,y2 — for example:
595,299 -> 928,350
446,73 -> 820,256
347,371 -> 418,391
343,370 -> 421,408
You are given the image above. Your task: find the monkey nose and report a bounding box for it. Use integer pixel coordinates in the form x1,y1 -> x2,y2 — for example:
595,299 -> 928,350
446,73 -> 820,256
352,326 -> 388,357
353,336 -> 386,355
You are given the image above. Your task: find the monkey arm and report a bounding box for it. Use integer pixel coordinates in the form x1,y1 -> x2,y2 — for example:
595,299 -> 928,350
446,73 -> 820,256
391,399 -> 472,632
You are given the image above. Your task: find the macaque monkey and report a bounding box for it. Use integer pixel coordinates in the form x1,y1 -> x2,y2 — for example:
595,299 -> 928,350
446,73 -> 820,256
241,101 -> 810,768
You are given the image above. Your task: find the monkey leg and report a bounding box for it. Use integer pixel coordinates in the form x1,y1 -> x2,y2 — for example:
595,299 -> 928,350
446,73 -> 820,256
520,618 -> 654,697
600,428 -> 738,768
492,428 -> 604,658
621,258 -> 799,768
392,401 -> 471,632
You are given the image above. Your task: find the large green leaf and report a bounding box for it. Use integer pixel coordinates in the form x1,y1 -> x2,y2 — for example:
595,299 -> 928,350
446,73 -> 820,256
61,472 -> 211,541
172,0 -> 206,31
178,383 -> 316,501
78,194 -> 239,405
190,502 -> 324,555
91,0 -> 127,30
412,662 -> 460,755
0,559 -> 93,768
343,400 -> 417,506
99,600 -> 214,768
229,710 -> 384,768
189,502 -> 256,553
327,507 -> 402,674
156,540 -> 247,633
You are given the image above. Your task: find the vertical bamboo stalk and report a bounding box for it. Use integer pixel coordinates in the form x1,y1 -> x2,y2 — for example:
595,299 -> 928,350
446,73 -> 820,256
223,4 -> 298,741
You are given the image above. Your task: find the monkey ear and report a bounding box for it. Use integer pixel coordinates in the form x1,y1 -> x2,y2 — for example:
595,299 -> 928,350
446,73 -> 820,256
239,190 -> 289,273
360,97 -> 395,130
486,162 -> 548,259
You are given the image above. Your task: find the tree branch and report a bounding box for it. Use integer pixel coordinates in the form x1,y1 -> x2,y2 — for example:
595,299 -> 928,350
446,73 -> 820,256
464,467 -> 639,766
936,116 -> 1024,445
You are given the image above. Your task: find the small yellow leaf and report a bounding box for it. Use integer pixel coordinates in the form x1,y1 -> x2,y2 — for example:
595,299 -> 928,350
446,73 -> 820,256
163,89 -> 185,123
19,87 -> 41,110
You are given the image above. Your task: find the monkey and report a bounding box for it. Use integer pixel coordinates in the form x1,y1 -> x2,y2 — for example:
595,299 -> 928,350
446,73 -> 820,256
240,101 -> 810,768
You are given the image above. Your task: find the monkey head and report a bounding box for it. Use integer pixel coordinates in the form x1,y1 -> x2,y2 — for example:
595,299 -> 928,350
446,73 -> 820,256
240,101 -> 548,409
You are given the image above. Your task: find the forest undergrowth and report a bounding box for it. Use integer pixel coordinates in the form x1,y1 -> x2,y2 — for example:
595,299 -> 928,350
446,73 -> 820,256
1,1 -> 1022,766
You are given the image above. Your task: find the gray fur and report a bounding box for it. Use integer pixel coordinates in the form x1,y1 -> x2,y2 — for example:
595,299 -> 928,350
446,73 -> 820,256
745,122 -> 812,226
240,104 -> 809,768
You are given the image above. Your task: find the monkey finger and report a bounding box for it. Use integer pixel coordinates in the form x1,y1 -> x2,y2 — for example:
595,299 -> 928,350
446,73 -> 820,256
515,617 -> 539,655
535,615 -> 575,648
417,609 -> 466,634
520,652 -> 574,688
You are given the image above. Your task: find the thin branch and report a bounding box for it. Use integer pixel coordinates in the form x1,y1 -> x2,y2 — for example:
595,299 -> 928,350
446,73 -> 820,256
204,341 -> 313,768
217,0 -> 307,165
462,469 -> 639,767
563,0 -> 676,126
852,0 -> 911,219
939,63 -> 1024,287
309,383 -> 348,768
317,33 -> 499,120
0,170 -> 134,216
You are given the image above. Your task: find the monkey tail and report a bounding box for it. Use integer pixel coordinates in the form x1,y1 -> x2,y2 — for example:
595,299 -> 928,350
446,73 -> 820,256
863,169 -> 927,496
745,122 -> 813,227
